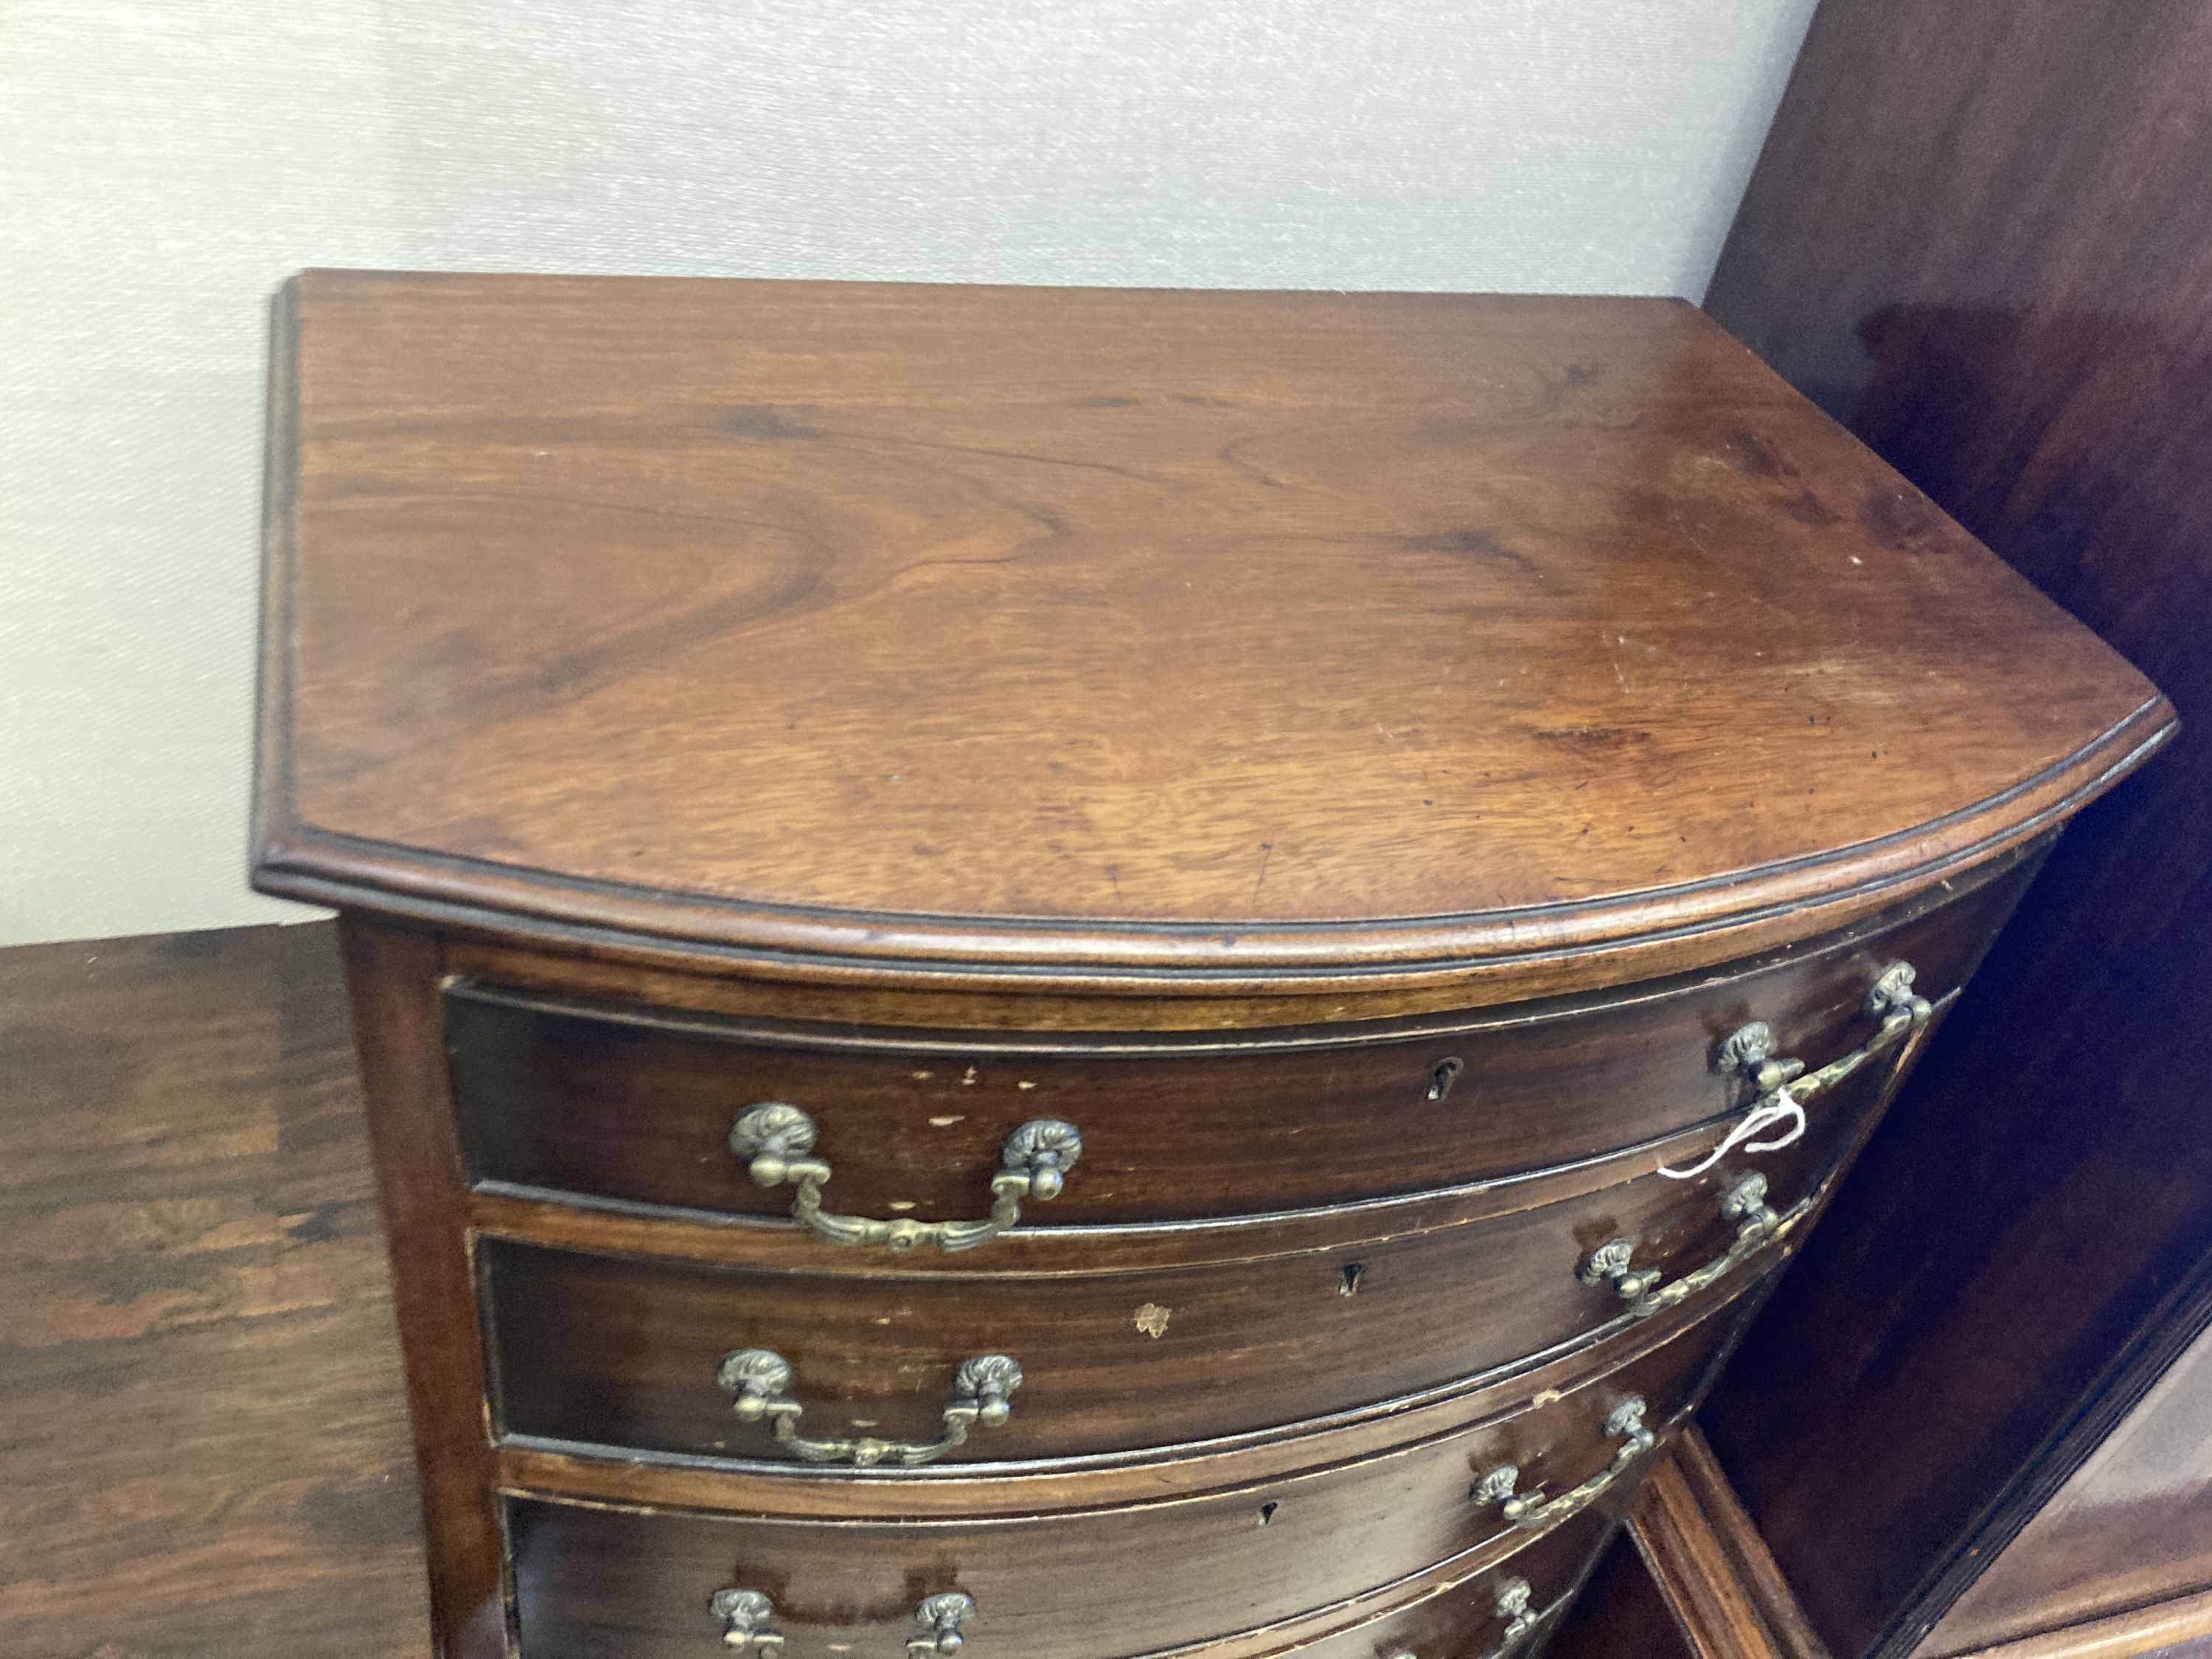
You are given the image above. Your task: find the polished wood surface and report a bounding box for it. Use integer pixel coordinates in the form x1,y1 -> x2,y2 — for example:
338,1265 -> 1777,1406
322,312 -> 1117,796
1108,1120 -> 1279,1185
253,272 -> 2171,997
342,919 -> 508,1659
1628,1427 -> 1833,1659
1699,3 -> 2212,1655
479,1105 -> 1845,1464
0,923 -> 425,1658
445,853 -> 2028,1224
1918,1321 -> 2212,1657
487,1245 -> 1777,1523
19,922 -> 2194,1659
1933,1593 -> 2212,1659
329,822 -> 1998,1656
510,1480 -> 1627,1659
245,275 -> 2174,1658
497,1307 -> 1719,1659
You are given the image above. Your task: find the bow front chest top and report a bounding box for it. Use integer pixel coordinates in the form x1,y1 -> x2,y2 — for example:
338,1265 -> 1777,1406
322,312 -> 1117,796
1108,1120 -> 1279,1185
251,272 -> 2173,1659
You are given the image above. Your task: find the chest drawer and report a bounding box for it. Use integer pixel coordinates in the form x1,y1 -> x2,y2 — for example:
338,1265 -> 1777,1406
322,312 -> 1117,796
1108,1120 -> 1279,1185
481,1061 -> 1856,1465
1274,1505 -> 1607,1659
504,1309 -> 1719,1658
448,862 -> 2024,1231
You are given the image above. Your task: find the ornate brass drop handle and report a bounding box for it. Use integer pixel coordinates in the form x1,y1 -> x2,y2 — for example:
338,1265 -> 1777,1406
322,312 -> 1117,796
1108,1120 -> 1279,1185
729,1104 -> 1082,1253
712,1587 -> 976,1654
1715,959 -> 1933,1129
1472,1397 -> 1655,1530
1579,1172 -> 1784,1318
710,1588 -> 783,1652
717,1348 -> 1023,1467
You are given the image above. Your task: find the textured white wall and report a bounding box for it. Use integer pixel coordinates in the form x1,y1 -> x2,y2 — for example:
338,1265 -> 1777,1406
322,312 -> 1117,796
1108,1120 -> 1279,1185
0,0 -> 1818,946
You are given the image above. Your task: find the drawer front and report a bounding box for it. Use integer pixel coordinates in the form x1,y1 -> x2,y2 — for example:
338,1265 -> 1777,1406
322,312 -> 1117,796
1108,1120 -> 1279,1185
483,1057 -> 1859,1462
506,1315 -> 1719,1659
450,861 -> 2027,1228
1279,1507 -> 1609,1659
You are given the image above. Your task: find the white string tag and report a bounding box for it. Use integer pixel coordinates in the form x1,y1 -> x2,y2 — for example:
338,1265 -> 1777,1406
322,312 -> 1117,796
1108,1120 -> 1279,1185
1658,1086 -> 1806,1180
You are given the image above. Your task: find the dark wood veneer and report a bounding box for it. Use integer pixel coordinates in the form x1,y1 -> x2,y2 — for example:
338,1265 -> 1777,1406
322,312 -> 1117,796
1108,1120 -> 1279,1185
478,1113 -> 1851,1466
502,1312 -> 1728,1659
445,856 -> 2030,1226
1697,2 -> 2212,1654
256,274 -> 2170,998
248,276 -> 2171,1658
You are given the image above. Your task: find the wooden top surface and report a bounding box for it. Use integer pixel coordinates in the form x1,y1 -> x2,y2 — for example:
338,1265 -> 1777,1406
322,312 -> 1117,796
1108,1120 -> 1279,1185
254,273 -> 2172,992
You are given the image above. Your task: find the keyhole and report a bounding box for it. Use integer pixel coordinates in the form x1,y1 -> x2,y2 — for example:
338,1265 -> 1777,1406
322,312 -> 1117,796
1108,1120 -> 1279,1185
1339,1262 -> 1366,1296
1427,1057 -> 1465,1101
1258,1501 -> 1279,1526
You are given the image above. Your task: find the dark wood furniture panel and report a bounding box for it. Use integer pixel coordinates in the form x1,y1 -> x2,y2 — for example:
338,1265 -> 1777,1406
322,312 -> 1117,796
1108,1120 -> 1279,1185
512,1486 -> 1626,1659
501,1357 -> 1691,1659
257,276 -> 2168,1001
1697,2 -> 2212,1654
1915,1318 -> 2212,1657
479,1118 -> 1843,1465
1276,1504 -> 1615,1659
250,274 -> 2172,1658
445,861 -> 2029,1226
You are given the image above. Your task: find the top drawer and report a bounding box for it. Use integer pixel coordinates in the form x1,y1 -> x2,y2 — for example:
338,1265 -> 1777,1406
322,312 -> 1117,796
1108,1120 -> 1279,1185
445,861 -> 2031,1228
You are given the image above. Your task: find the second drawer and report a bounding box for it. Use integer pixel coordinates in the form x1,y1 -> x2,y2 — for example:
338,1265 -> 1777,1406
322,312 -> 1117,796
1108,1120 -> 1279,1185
482,1089 -> 1857,1464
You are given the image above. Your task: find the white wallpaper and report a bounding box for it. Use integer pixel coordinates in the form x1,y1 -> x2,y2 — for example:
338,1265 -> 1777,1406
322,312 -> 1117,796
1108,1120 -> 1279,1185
0,0 -> 1817,945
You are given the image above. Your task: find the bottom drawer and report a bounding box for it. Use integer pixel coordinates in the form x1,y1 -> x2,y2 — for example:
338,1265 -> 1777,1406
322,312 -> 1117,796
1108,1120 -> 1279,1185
506,1302 -> 1752,1658
1279,1504 -> 1610,1659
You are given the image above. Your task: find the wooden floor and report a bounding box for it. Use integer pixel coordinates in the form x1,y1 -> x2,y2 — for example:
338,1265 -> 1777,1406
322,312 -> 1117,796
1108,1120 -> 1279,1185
1,919 -> 2197,1659
0,923 -> 428,1656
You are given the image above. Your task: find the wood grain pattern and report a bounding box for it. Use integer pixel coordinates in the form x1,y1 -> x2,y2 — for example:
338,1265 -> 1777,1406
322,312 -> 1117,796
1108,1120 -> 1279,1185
243,274 -> 2175,1658
341,919 -> 509,1659
1697,2 -> 2212,1655
443,857 -> 2025,1225
1627,1427 -> 1833,1659
487,1239 -> 1778,1523
498,1312 -> 1725,1659
0,923 -> 427,1658
251,273 -> 2172,997
508,1478 -> 1626,1659
476,1101 -> 1857,1466
1927,1590 -> 2212,1659
1917,1321 -> 2212,1657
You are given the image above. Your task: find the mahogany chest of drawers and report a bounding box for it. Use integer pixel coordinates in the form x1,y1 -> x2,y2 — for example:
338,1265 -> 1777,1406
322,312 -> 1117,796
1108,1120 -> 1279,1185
250,273 -> 2173,1659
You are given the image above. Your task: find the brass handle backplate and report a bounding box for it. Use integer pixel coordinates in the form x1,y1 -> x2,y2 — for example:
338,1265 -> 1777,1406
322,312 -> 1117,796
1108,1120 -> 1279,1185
1386,1575 -> 1545,1659
1481,1576 -> 1540,1658
730,1105 -> 1081,1253
1579,1172 -> 1784,1318
1473,1396 -> 1656,1530
717,1348 -> 1023,1467
909,1593 -> 976,1655
711,1587 -> 783,1652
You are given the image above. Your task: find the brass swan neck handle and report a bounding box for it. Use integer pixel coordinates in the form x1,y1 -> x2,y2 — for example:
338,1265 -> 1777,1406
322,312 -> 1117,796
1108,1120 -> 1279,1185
717,1348 -> 1023,1467
731,1104 -> 1081,1253
1714,960 -> 1933,1112
1579,1172 -> 1785,1317
1472,1396 -> 1656,1530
